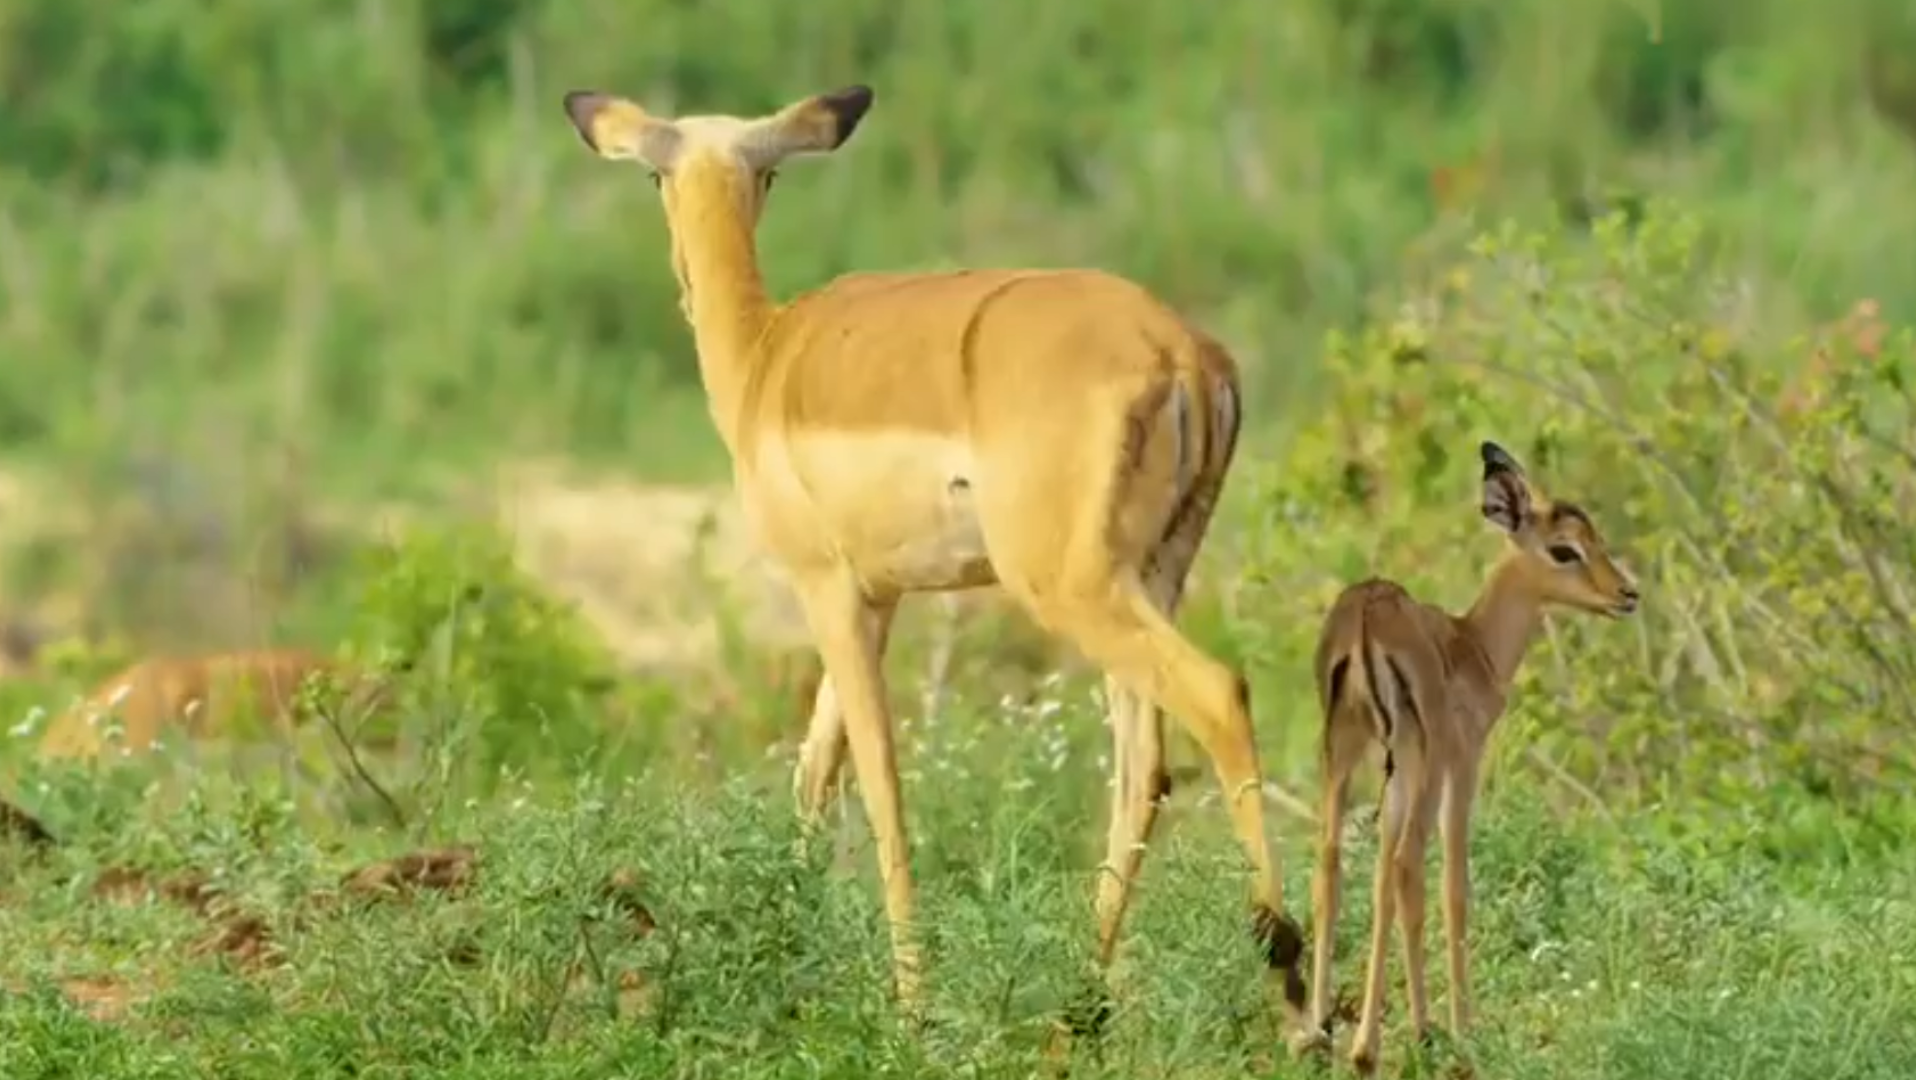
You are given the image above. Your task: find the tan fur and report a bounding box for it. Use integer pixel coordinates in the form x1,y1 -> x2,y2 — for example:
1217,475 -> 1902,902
38,647 -> 396,761
561,84 -> 1306,1023
1296,442 -> 1640,1073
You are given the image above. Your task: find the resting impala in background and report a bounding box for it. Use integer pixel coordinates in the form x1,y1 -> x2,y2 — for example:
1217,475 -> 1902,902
38,647 -> 398,761
559,83 -> 1308,1027
1300,441 -> 1640,1073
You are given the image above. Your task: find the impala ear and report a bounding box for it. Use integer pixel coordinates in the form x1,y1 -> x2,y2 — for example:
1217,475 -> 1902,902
744,85 -> 875,167
1479,440 -> 1534,533
562,91 -> 683,171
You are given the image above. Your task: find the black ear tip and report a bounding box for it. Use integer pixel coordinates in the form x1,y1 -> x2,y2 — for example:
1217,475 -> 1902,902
832,84 -> 876,111
1480,440 -> 1519,475
562,90 -> 607,148
819,84 -> 877,144
562,90 -> 598,118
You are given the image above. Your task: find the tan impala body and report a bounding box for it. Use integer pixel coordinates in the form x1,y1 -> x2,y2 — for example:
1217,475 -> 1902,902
38,648 -> 393,761
559,84 -> 1307,1026
1299,442 -> 1640,1072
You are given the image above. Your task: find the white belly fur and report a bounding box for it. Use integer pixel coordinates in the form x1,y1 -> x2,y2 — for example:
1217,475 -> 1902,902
744,431 -> 996,594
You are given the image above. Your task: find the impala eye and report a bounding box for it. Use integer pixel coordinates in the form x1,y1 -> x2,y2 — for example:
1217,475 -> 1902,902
1547,544 -> 1583,565
647,171 -> 662,189
762,169 -> 779,191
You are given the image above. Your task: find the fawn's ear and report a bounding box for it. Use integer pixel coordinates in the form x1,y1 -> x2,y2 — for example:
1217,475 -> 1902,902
1479,440 -> 1534,534
562,91 -> 683,170
744,85 -> 876,167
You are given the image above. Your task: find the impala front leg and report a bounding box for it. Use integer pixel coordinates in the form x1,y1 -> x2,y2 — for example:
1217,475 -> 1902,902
794,573 -> 921,1016
792,672 -> 844,826
794,603 -> 894,830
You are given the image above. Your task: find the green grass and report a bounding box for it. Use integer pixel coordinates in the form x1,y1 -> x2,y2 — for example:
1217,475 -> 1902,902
3,701 -> 1912,1079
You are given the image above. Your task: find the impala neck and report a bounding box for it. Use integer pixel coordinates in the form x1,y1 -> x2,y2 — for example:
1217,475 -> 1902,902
670,171 -> 775,453
1460,555 -> 1547,695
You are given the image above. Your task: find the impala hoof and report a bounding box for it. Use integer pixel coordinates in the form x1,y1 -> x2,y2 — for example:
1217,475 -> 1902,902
1060,985 -> 1114,1039
1287,1024 -> 1333,1061
1250,904 -> 1309,1009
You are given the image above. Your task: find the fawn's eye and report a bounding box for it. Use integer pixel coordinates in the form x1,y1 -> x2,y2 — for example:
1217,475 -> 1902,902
762,169 -> 779,191
1547,543 -> 1584,565
648,171 -> 662,189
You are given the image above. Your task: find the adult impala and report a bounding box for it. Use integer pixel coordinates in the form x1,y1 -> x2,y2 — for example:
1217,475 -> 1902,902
559,84 -> 1307,1025
1300,441 -> 1640,1072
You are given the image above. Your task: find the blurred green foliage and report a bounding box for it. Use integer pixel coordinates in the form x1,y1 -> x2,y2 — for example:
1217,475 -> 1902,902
5,0 -> 1916,483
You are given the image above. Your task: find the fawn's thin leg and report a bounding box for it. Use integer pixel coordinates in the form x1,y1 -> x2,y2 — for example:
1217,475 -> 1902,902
1299,717 -> 1368,1054
1440,763 -> 1480,1037
792,573 -> 921,1014
1395,784 -> 1441,1043
1350,746 -> 1423,1074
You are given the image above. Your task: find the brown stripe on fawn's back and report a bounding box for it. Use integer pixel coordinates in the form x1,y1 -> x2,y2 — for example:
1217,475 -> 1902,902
1378,654 -> 1425,784
1324,656 -> 1353,718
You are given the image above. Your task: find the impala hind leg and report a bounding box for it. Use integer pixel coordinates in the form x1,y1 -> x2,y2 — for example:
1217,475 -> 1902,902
1350,741 -> 1426,1075
1395,783 -> 1441,1046
1093,675 -> 1168,970
1092,539 -> 1199,969
791,574 -> 921,1015
1050,673 -> 1165,1045
921,591 -> 961,725
1296,717 -> 1371,1057
1027,575 -> 1307,1025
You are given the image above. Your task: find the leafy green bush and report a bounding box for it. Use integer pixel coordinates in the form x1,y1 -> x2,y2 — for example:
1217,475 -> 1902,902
1236,202 -> 1915,814
323,523 -> 630,812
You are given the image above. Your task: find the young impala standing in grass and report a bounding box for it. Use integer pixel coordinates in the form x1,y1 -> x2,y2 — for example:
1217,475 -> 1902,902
1300,441 -> 1640,1073
559,84 -> 1308,1028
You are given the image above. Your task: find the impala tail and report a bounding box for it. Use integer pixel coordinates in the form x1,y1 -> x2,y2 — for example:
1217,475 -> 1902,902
1315,581 -> 1433,784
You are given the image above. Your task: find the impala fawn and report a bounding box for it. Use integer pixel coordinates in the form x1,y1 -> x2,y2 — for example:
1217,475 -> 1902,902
1300,440 -> 1639,1072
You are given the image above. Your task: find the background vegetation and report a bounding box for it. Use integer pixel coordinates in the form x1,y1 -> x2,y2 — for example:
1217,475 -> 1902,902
3,0 -> 1916,1076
